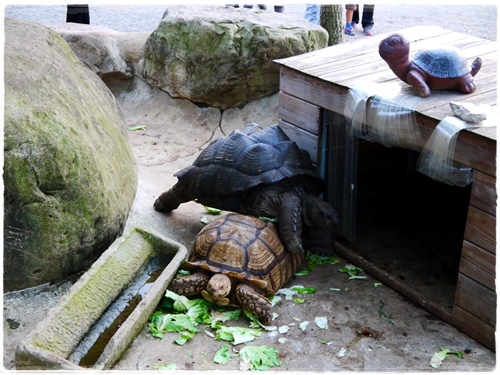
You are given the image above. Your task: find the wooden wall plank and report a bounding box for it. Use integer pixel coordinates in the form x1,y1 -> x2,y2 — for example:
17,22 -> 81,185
279,66 -> 347,114
455,273 -> 496,326
453,305 -> 495,350
279,92 -> 321,135
278,119 -> 320,165
459,240 -> 496,291
464,206 -> 496,253
470,171 -> 497,216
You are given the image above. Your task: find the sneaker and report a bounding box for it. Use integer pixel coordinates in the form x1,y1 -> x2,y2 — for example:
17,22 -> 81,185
344,25 -> 355,36
363,25 -> 373,36
352,22 -> 358,30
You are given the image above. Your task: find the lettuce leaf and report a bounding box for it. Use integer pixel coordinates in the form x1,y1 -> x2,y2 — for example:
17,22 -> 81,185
239,345 -> 282,370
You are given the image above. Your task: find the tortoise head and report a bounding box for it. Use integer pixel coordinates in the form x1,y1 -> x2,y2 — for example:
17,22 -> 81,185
204,273 -> 231,306
309,199 -> 338,228
379,33 -> 410,62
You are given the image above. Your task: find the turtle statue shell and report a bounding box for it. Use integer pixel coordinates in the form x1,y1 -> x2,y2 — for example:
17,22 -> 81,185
412,47 -> 470,78
185,213 -> 303,295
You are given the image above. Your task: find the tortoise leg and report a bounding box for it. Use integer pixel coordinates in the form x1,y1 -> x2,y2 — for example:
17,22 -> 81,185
305,226 -> 336,255
278,191 -> 304,254
470,57 -> 482,77
154,182 -> 196,212
168,271 -> 210,296
406,70 -> 431,97
234,283 -> 273,325
302,195 -> 338,255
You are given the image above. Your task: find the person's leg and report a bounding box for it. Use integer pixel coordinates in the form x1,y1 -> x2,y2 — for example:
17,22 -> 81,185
304,4 -> 320,24
361,4 -> 375,28
274,5 -> 284,12
352,4 -> 360,28
361,4 -> 374,35
66,5 -> 89,24
344,5 -> 356,35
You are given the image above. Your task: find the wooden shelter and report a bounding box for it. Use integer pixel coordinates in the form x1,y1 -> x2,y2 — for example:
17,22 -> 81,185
275,26 -> 496,350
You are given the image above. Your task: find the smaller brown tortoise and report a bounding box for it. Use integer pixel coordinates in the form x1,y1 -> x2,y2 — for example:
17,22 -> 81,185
379,33 -> 482,97
168,213 -> 304,325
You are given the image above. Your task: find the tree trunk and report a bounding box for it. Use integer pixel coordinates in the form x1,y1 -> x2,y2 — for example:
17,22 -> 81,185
320,4 -> 343,46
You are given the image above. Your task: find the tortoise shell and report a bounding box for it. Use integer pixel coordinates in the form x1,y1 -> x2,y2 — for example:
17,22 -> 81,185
184,213 -> 303,295
412,47 -> 469,78
174,123 -> 322,211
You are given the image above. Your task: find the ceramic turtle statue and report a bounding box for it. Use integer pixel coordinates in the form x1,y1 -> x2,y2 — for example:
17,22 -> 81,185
154,123 -> 338,255
379,33 -> 482,97
168,213 -> 304,324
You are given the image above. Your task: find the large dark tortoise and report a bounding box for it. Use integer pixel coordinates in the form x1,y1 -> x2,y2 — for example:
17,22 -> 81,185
154,123 -> 338,255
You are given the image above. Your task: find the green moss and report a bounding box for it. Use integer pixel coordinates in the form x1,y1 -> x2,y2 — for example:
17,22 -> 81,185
4,18 -> 137,291
31,229 -> 155,356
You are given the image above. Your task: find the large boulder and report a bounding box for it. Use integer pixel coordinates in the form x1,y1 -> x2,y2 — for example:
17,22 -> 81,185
142,5 -> 328,109
3,18 -> 138,292
47,23 -> 149,86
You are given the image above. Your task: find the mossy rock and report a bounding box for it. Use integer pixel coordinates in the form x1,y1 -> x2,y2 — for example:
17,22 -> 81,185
3,19 -> 138,291
142,5 -> 328,109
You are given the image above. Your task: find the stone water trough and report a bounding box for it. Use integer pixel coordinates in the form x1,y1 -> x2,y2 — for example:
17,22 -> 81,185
15,227 -> 188,370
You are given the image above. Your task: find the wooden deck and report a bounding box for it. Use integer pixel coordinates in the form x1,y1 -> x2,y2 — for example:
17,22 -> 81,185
275,26 -> 496,350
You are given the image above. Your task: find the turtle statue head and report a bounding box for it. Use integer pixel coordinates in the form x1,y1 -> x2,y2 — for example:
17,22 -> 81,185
379,33 -> 482,97
379,33 -> 410,63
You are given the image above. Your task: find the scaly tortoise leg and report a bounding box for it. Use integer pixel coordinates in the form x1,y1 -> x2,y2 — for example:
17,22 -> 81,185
235,283 -> 272,325
154,182 -> 196,213
278,191 -> 304,254
168,271 -> 210,296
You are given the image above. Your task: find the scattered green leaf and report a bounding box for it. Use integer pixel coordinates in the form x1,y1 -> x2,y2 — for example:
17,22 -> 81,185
149,312 -> 200,342
242,309 -> 276,331
328,287 -> 341,291
278,325 -> 289,334
305,253 -> 341,272
216,326 -> 262,345
299,321 -> 309,331
429,347 -> 463,368
292,286 -> 316,294
208,309 -> 242,329
338,347 -> 347,357
275,285 -> 301,300
239,345 -> 282,370
276,285 -> 315,301
259,216 -> 277,223
214,344 -> 235,365
338,264 -> 367,280
269,295 -> 282,306
204,206 -> 222,214
294,269 -> 310,276
314,316 -> 328,329
174,331 -> 196,345
153,363 -> 177,370
129,125 -> 147,131
374,282 -> 383,287
175,269 -> 191,278
294,298 -> 305,304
